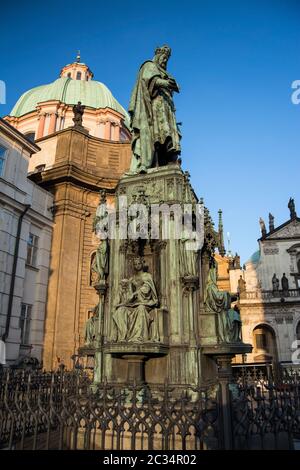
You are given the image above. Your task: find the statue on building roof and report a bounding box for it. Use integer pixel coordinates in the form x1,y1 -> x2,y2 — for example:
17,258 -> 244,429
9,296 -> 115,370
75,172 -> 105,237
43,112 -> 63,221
237,275 -> 246,297
259,217 -> 267,237
269,213 -> 275,232
288,197 -> 297,220
272,273 -> 279,292
233,253 -> 241,269
281,273 -> 289,293
127,45 -> 181,174
72,101 -> 85,127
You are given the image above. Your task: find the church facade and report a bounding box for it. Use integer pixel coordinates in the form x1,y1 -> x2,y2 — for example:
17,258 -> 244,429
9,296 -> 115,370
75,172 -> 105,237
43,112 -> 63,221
228,203 -> 300,371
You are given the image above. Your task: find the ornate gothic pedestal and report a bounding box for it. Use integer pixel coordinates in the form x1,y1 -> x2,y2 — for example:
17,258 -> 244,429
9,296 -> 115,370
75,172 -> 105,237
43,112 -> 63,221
100,165 -> 202,387
104,343 -> 169,384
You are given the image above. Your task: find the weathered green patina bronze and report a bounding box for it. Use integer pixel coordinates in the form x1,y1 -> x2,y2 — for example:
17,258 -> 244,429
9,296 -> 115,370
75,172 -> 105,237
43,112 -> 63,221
112,257 -> 159,342
128,45 -> 181,174
84,306 -> 98,346
204,263 -> 242,343
91,239 -> 109,283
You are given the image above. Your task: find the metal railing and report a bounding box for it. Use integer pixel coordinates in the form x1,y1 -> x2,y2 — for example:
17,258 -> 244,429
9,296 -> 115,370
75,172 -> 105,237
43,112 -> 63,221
0,366 -> 299,450
0,369 -> 219,450
231,367 -> 300,449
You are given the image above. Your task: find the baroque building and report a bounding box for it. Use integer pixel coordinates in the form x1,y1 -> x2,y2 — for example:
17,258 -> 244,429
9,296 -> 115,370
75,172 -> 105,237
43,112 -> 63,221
4,57 -> 131,370
0,118 -> 53,364
228,202 -> 300,371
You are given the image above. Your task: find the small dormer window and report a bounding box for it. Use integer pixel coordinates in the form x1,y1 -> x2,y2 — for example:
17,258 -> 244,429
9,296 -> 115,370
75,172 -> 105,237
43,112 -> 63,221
76,71 -> 82,80
25,132 -> 35,142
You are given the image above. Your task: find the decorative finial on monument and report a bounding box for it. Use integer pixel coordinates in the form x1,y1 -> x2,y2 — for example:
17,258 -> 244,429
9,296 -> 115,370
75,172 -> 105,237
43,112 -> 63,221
288,197 -> 297,220
218,209 -> 226,257
76,50 -> 81,62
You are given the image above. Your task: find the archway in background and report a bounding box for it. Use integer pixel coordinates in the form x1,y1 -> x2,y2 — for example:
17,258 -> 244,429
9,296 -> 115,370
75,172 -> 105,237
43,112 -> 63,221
253,323 -> 278,365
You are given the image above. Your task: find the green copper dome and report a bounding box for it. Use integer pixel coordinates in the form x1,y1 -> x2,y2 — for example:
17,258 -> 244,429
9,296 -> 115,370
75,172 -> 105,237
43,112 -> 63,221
10,77 -> 130,127
246,250 -> 261,264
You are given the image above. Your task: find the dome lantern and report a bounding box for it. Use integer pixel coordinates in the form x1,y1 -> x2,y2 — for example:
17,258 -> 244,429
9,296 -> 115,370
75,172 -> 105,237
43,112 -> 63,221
60,53 -> 94,81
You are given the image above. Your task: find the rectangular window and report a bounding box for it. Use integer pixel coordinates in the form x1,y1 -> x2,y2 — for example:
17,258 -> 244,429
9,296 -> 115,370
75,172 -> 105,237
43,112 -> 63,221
26,233 -> 39,267
0,145 -> 7,176
256,333 -> 267,350
19,304 -> 32,345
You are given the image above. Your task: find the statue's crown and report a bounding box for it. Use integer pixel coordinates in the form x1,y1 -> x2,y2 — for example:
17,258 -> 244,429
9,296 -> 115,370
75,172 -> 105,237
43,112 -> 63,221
155,45 -> 171,57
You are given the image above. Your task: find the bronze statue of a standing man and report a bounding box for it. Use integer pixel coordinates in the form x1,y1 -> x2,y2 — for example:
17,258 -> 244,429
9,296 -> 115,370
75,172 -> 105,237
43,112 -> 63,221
128,45 -> 181,174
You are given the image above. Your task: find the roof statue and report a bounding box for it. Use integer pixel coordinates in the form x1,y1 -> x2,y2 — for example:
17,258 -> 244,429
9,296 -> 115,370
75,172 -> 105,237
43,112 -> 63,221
259,217 -> 267,237
288,197 -> 297,219
269,212 -> 275,232
72,101 -> 85,128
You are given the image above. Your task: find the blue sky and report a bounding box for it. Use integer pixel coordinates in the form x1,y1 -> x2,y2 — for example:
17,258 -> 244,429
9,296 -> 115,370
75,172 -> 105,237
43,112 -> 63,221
1,0 -> 299,262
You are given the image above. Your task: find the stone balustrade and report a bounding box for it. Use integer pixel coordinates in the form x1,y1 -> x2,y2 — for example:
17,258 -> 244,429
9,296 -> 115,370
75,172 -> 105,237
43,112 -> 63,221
240,289 -> 300,301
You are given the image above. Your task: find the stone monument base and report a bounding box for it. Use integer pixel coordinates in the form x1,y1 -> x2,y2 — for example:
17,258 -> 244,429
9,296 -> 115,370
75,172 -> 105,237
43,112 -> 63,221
104,343 -> 169,384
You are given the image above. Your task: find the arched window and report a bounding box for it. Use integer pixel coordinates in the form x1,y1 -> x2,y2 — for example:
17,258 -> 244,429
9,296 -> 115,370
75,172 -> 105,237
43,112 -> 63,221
253,324 -> 278,363
25,132 -> 35,143
67,72 -> 71,78
76,71 -> 82,80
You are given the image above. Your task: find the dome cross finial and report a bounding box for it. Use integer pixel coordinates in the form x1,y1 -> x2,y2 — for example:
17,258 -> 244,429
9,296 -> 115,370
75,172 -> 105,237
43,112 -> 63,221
76,50 -> 81,63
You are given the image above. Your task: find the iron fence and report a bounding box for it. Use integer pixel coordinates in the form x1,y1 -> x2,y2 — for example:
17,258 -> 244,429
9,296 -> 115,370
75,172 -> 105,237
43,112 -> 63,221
0,366 -> 300,450
231,367 -> 300,449
0,369 -> 219,450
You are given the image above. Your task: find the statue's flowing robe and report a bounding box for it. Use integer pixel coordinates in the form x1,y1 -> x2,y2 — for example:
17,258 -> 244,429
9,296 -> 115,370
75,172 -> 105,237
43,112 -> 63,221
92,240 -> 109,281
112,272 -> 158,342
204,267 -> 232,343
84,317 -> 96,345
228,309 -> 242,342
128,60 -> 181,173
